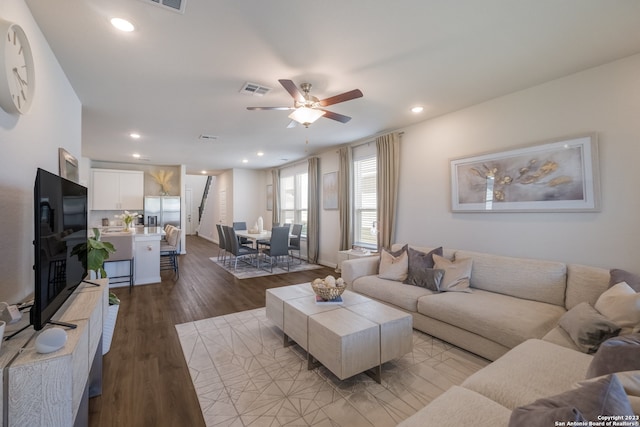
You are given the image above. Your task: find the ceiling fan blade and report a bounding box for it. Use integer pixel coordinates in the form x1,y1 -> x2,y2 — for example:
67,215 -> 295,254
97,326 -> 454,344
319,109 -> 352,123
318,89 -> 363,107
279,79 -> 305,103
246,106 -> 295,111
286,120 -> 297,129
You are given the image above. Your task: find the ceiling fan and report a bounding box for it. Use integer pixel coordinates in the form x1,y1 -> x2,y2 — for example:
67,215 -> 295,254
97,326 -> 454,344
247,79 -> 363,127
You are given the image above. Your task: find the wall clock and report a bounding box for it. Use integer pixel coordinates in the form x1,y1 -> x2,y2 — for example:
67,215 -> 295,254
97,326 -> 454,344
0,19 -> 35,114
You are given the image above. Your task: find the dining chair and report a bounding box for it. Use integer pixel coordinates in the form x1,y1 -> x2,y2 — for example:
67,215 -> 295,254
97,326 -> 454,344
224,225 -> 257,270
260,226 -> 290,272
160,226 -> 181,278
257,223 -> 280,249
288,223 -> 303,264
216,223 -> 227,263
232,221 -> 251,247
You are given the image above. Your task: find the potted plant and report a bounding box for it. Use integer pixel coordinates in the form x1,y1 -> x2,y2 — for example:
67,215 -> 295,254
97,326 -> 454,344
115,210 -> 141,231
71,228 -> 116,279
103,291 -> 120,355
72,229 -> 121,354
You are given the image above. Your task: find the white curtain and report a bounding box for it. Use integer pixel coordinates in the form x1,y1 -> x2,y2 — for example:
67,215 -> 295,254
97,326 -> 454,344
338,146 -> 352,250
376,132 -> 401,250
307,157 -> 320,263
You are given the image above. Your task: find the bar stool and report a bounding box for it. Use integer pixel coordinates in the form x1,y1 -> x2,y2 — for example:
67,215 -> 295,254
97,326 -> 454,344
102,234 -> 135,292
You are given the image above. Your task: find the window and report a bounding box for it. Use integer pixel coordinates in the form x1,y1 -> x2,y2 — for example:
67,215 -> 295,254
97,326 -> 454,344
353,145 -> 377,248
280,166 -> 308,236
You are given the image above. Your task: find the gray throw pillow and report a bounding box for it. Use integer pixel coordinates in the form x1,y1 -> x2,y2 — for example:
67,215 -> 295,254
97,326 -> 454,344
509,374 -> 634,427
558,302 -> 621,354
586,333 -> 640,378
407,268 -> 445,291
389,244 -> 408,258
610,268 -> 640,292
405,246 -> 443,285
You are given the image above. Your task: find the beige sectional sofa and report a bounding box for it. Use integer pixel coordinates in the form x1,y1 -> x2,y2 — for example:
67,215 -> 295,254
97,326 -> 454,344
341,244 -> 610,360
341,244 -> 640,426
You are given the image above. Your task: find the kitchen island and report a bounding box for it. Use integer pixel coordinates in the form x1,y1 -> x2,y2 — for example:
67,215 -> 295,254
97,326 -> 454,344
100,226 -> 164,287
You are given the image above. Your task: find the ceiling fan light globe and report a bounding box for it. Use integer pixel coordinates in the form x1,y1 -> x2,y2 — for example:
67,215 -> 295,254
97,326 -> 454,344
288,107 -> 325,126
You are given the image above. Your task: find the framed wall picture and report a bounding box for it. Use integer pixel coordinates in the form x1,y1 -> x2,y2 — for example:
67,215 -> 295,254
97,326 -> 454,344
323,171 -> 338,210
266,184 -> 273,211
58,148 -> 79,183
450,134 -> 600,212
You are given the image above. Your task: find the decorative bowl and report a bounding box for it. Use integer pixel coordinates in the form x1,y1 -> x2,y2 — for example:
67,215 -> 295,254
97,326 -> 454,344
311,276 -> 346,301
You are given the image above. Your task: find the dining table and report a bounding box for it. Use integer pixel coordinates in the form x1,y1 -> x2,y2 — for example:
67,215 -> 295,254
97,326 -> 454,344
235,229 -> 295,249
235,229 -> 270,246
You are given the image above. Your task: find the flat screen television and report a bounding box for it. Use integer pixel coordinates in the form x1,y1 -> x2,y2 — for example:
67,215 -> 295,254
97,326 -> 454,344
32,168 -> 88,330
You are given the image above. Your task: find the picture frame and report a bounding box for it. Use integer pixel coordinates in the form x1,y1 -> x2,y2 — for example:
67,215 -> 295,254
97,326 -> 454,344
323,171 -> 338,210
450,134 -> 600,212
58,147 -> 79,183
266,184 -> 273,211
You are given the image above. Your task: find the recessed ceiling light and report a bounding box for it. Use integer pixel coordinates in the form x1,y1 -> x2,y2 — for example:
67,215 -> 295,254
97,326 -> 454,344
411,106 -> 424,113
201,170 -> 207,174
257,151 -> 264,156
242,159 -> 248,164
132,153 -> 141,158
111,18 -> 135,32
130,132 -> 141,139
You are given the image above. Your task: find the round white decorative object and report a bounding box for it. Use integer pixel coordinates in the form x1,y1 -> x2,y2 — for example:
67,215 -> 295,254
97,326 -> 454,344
257,216 -> 264,233
0,20 -> 35,114
35,327 -> 67,354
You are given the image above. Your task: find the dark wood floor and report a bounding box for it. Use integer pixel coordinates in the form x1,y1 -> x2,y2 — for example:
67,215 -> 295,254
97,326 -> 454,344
89,235 -> 337,427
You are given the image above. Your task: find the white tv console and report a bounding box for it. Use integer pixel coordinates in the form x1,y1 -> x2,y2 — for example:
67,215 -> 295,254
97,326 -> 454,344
0,279 -> 108,426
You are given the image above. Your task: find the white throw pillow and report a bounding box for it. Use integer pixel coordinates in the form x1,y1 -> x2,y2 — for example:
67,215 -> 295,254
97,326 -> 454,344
433,254 -> 473,293
595,282 -> 640,335
378,248 -> 408,282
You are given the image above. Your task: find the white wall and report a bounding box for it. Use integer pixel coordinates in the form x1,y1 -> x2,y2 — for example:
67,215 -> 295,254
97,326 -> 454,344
395,53 -> 640,274
0,1 -> 81,303
232,168 -> 264,229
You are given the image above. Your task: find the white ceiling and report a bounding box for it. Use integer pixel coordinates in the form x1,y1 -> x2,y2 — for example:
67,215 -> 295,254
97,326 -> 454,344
25,0 -> 640,174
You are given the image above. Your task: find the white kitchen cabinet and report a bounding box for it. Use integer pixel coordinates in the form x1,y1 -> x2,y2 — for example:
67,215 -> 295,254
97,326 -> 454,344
134,234 -> 161,285
92,169 -> 144,210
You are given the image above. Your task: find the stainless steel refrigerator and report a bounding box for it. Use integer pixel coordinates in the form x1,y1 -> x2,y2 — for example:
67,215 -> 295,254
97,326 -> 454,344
144,196 -> 181,227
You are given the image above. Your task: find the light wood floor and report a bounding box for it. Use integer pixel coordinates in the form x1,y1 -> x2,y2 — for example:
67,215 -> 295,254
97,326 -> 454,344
88,235 -> 337,427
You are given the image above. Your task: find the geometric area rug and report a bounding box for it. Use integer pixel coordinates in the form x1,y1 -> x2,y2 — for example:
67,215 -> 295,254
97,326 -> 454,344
209,257 -> 323,280
175,308 -> 489,426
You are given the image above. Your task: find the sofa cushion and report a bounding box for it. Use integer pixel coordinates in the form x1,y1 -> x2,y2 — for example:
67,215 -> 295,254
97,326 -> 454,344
405,246 -> 442,286
406,268 -> 444,291
433,255 -> 473,293
392,244 -> 456,261
352,275 -> 434,312
397,386 -> 511,427
610,371 -> 640,415
542,326 -> 581,352
566,263 -> 611,310
558,302 -> 621,354
462,339 -> 593,410
594,282 -> 640,335
586,334 -> 640,379
508,374 -> 633,426
378,247 -> 408,281
610,268 -> 640,292
417,289 -> 565,348
455,250 -> 567,306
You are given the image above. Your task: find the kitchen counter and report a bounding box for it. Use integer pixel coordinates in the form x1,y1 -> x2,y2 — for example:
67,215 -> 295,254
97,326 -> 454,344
101,227 -> 162,286
99,225 -> 165,237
